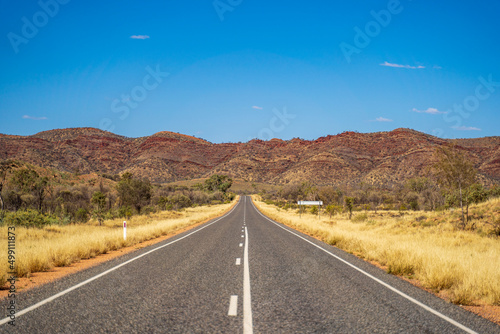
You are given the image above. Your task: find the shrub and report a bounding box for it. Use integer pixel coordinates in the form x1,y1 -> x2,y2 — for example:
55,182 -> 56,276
488,185 -> 500,198
325,204 -> 341,218
75,208 -> 89,223
118,206 -> 133,219
225,192 -> 236,202
2,209 -> 59,228
168,193 -> 192,210
142,205 -> 157,215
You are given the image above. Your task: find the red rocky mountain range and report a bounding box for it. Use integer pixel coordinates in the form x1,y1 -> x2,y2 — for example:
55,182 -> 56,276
1,127 -> 499,186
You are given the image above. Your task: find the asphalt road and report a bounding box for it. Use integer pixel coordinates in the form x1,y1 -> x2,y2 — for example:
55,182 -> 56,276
1,196 -> 499,333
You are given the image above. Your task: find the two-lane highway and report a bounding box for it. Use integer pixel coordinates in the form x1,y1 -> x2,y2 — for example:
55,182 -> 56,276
1,196 -> 499,333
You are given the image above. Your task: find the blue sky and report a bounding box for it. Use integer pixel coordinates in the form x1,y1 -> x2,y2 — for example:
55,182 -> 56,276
1,0 -> 499,143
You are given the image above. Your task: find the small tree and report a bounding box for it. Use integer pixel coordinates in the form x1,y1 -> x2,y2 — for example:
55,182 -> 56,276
91,191 -> 107,225
368,191 -> 381,213
0,161 -> 19,211
75,208 -> 89,223
433,146 -> 477,228
404,191 -> 420,211
325,204 -> 338,218
10,167 -> 48,211
344,197 -> 354,220
116,173 -> 152,214
34,176 -> 49,212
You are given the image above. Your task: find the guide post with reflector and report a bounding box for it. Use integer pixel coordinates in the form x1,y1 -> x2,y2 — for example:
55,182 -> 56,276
123,221 -> 127,240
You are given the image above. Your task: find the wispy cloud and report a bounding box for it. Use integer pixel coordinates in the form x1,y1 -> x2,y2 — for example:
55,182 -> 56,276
130,35 -> 150,40
452,126 -> 481,131
433,65 -> 442,69
375,117 -> 393,122
380,61 -> 425,69
22,115 -> 47,120
412,107 -> 447,114
252,106 -> 263,110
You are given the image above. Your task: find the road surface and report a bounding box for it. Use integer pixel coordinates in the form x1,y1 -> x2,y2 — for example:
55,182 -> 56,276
1,196 -> 499,333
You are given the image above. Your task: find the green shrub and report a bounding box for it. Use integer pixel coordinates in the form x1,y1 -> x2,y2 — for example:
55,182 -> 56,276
2,209 -> 59,228
488,185 -> 500,198
168,194 -> 192,210
75,208 -> 89,223
225,192 -> 236,201
103,211 -> 115,221
118,206 -> 133,219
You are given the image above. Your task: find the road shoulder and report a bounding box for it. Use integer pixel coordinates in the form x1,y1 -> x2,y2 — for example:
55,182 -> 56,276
0,199 -> 239,300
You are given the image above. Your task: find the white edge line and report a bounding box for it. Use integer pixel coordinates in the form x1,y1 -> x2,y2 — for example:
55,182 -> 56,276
228,295 -> 238,316
249,199 -> 478,334
0,201 -> 241,326
243,225 -> 253,334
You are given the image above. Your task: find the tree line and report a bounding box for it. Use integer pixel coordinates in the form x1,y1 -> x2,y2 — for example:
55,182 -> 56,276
259,146 -> 500,229
0,164 -> 234,228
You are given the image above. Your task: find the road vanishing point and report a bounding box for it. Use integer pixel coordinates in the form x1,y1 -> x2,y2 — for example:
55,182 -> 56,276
1,196 -> 499,333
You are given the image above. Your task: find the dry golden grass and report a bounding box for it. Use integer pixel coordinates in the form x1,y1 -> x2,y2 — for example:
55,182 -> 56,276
0,200 -> 237,287
253,196 -> 500,306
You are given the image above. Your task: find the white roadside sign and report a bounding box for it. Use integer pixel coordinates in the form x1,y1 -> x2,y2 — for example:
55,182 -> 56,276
297,201 -> 323,206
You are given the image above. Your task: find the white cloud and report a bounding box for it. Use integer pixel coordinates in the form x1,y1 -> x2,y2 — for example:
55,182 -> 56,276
252,106 -> 263,110
380,61 -> 425,69
412,107 -> 447,114
452,126 -> 481,131
376,117 -> 393,122
130,35 -> 150,40
433,65 -> 442,69
22,115 -> 47,120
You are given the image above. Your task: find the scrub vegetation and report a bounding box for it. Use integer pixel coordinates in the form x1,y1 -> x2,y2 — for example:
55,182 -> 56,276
0,199 -> 237,287
252,195 -> 500,306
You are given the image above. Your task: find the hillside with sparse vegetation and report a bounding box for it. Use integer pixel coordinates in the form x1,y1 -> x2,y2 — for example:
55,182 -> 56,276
1,127 -> 499,185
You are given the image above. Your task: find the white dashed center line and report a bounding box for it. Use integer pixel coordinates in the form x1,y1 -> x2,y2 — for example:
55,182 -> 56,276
228,295 -> 238,316
243,226 -> 253,334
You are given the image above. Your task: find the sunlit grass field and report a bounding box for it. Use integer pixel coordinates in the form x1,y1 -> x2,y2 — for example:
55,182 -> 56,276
252,196 -> 500,306
0,199 -> 237,287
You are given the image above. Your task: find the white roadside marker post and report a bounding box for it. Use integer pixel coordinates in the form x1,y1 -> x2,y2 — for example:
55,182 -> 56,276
123,221 -> 127,240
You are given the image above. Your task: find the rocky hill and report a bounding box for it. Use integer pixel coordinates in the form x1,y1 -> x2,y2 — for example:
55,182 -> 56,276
1,128 -> 499,187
